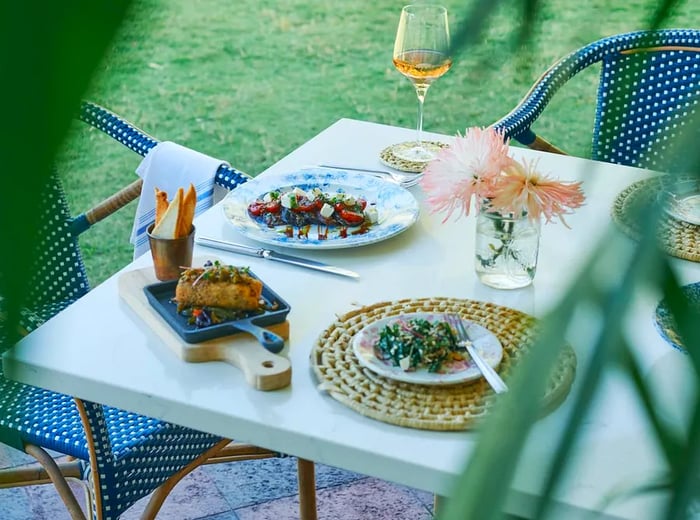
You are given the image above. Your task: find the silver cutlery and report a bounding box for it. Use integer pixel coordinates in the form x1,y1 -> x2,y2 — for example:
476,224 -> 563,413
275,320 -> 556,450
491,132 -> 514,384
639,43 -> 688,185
317,164 -> 423,188
196,236 -> 360,279
447,314 -> 509,394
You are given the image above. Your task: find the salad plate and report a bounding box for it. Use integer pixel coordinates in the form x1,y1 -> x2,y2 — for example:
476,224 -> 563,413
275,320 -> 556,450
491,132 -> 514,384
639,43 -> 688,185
352,312 -> 503,386
654,281 -> 700,352
221,168 -> 420,250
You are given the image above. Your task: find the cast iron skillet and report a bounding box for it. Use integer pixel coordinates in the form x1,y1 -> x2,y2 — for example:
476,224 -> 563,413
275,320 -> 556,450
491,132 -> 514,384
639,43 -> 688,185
144,271 -> 290,353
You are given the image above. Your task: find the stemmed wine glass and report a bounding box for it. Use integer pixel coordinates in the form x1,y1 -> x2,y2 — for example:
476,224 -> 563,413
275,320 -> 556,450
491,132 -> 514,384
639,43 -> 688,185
392,4 -> 452,163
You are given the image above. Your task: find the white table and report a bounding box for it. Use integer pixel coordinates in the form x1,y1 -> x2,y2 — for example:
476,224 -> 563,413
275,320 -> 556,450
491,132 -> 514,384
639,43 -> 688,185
5,119 -> 699,519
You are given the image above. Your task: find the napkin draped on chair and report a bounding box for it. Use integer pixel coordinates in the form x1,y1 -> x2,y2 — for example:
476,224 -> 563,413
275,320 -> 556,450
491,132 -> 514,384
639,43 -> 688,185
131,141 -> 229,258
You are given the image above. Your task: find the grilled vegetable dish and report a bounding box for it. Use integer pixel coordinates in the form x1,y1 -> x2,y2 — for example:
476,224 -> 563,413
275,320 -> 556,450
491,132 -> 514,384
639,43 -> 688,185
247,187 -> 378,239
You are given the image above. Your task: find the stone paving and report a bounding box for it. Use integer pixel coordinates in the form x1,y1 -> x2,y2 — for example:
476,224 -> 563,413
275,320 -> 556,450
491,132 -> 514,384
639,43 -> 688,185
0,444 -> 435,519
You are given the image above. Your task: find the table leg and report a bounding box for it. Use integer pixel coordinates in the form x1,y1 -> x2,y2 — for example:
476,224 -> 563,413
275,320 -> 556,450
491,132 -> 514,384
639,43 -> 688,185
434,494 -> 448,516
297,458 -> 317,520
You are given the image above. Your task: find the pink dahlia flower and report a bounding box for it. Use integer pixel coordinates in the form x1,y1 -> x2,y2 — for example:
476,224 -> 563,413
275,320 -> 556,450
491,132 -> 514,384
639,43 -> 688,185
420,127 -> 513,221
490,158 -> 586,226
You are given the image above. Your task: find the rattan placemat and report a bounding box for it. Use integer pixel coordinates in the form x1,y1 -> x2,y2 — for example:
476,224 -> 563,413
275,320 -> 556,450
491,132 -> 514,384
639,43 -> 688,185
612,176 -> 700,262
379,141 -> 448,173
310,297 -> 577,431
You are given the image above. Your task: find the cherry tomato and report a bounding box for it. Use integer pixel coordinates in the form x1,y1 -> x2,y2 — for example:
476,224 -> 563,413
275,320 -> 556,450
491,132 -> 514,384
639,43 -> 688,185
337,208 -> 365,225
294,199 -> 321,213
248,200 -> 281,216
247,202 -> 265,216
264,201 -> 281,213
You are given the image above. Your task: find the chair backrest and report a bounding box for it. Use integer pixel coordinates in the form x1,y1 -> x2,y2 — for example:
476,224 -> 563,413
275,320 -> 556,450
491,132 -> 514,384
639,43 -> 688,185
18,102 -> 253,326
24,172 -> 90,323
493,29 -> 700,172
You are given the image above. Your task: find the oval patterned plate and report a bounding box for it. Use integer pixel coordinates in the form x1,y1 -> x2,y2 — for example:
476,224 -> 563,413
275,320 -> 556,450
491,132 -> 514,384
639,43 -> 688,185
351,312 -> 503,386
221,168 -> 419,250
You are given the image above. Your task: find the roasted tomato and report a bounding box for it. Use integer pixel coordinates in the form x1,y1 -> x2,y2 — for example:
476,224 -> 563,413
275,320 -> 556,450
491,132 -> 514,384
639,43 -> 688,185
248,200 -> 281,217
336,208 -> 365,226
293,199 -> 322,213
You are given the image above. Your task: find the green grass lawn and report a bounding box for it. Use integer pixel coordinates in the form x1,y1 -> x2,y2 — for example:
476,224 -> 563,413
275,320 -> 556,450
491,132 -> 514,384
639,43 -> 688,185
60,0 -> 700,286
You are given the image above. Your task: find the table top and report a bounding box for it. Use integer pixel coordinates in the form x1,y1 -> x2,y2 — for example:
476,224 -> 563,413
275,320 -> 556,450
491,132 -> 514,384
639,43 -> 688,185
5,118 -> 700,519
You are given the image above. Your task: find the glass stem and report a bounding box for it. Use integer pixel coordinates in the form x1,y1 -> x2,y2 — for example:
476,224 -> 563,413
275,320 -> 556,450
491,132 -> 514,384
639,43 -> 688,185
415,84 -> 429,149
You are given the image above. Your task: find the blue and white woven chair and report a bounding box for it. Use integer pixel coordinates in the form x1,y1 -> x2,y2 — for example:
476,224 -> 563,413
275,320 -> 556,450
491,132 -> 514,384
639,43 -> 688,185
0,101 -> 317,520
492,29 -> 700,172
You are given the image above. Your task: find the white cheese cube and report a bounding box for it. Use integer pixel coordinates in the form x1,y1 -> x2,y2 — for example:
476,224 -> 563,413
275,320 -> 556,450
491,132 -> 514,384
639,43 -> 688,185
320,202 -> 334,218
280,192 -> 295,209
364,206 -> 379,224
399,356 -> 411,371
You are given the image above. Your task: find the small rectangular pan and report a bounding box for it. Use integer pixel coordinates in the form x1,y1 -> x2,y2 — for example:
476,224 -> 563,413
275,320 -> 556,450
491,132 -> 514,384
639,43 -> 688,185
144,270 -> 291,346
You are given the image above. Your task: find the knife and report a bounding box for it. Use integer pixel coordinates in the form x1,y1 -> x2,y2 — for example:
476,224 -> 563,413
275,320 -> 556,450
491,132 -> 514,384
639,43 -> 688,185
195,236 -> 360,279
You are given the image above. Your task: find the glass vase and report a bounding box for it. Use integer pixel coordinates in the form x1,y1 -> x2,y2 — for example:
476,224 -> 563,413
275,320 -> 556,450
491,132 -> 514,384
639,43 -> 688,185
474,207 -> 541,289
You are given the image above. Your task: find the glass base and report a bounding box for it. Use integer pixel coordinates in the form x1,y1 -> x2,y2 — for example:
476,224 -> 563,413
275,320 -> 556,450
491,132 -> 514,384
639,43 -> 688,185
389,141 -> 445,162
476,273 -> 533,290
380,140 -> 448,173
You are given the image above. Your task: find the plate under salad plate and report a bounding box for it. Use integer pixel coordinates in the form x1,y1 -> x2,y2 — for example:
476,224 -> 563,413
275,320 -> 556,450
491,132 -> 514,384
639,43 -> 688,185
221,168 -> 420,250
654,281 -> 700,352
351,312 -> 504,386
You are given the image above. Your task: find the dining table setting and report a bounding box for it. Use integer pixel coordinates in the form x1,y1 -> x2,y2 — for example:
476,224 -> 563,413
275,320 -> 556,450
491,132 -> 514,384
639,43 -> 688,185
4,2 -> 700,518
4,111 -> 700,519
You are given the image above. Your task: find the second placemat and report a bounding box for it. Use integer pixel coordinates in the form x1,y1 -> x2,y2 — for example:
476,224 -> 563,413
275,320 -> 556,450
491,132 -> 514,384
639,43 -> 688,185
310,297 -> 576,431
612,176 -> 700,262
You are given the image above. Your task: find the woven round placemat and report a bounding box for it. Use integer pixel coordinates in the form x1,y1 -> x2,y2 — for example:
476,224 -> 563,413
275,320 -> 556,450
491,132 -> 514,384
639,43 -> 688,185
612,176 -> 700,262
310,297 -> 577,431
379,141 -> 449,173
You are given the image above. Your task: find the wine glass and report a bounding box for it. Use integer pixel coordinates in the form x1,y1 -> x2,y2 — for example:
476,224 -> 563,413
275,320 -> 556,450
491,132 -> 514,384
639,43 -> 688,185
392,4 -> 452,163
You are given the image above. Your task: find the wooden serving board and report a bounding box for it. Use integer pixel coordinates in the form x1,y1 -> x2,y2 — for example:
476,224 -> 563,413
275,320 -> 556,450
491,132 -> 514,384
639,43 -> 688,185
118,263 -> 291,391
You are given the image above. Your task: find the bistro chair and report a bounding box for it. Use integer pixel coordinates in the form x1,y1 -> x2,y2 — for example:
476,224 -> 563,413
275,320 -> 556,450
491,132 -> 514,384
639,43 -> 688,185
492,29 -> 700,172
0,101 -> 317,520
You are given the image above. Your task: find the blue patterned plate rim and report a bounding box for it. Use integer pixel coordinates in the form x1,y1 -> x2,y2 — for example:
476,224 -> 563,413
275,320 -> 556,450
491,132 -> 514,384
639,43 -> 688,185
653,281 -> 700,353
221,167 -> 420,250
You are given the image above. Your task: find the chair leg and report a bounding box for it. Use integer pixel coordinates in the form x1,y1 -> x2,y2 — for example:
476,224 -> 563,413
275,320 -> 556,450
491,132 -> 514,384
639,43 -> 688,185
139,438 -> 232,520
297,458 -> 317,520
23,444 -> 88,520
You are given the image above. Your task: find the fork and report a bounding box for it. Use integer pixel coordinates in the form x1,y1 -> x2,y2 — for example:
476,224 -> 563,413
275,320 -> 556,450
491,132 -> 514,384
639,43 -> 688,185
317,164 -> 423,188
447,314 -> 509,394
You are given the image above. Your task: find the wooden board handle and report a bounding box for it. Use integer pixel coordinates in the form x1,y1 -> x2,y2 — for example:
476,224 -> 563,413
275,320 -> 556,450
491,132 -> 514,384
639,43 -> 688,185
220,341 -> 292,391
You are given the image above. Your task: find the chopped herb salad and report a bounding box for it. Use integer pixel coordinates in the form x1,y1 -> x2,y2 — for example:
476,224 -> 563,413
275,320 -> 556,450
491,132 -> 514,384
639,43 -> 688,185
375,317 -> 465,373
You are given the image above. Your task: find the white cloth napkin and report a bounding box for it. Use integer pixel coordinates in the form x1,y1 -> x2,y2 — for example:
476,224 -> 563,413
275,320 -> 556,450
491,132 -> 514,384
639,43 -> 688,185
131,141 -> 228,258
